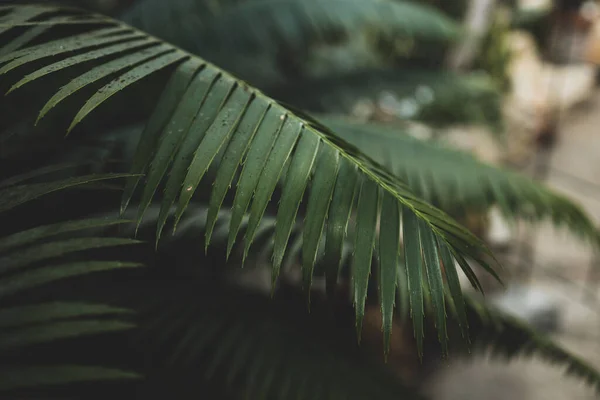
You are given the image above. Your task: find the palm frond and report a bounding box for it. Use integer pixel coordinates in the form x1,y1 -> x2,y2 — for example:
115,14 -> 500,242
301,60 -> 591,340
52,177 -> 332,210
112,274 -> 600,397
462,295 -> 600,393
70,201 -> 600,394
0,307 -> 133,353
389,259 -> 600,393
317,116 -> 600,246
129,283 -> 425,400
269,69 -> 504,130
120,0 -> 460,86
0,168 -> 143,392
0,4 -> 502,353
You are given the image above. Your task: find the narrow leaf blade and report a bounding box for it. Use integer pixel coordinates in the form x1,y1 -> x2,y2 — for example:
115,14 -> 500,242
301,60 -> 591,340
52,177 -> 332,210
352,180 -> 379,340
0,365 -> 140,391
302,145 -> 339,294
0,174 -> 133,213
0,237 -> 140,275
243,117 -> 301,261
402,207 -> 424,358
0,303 -> 132,329
67,51 -> 188,133
272,132 -> 320,282
205,99 -> 269,247
227,107 -> 283,256
419,220 -> 448,355
0,261 -> 142,299
323,157 -> 358,296
174,86 -> 253,233
121,58 -> 202,213
378,192 -> 400,355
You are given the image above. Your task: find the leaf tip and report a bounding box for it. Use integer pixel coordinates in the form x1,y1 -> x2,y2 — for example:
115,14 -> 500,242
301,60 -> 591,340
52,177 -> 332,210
355,313 -> 364,344
34,112 -> 45,126
5,85 -> 17,95
66,120 -> 77,136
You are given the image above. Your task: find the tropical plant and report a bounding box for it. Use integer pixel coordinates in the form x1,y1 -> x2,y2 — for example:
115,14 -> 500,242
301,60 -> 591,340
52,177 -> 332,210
0,165 -> 141,395
0,0 -> 599,398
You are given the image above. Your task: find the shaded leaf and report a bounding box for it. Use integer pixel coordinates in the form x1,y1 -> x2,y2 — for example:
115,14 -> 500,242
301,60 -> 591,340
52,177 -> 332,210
0,261 -> 143,299
0,365 -> 140,392
0,237 -> 141,275
0,303 -> 132,329
0,174 -> 134,213
0,218 -> 132,253
0,320 -> 134,351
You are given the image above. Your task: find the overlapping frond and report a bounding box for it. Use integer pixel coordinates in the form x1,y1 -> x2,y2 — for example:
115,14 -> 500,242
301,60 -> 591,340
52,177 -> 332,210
391,258 -> 600,393
120,0 -> 460,86
132,283 -> 424,400
0,167 -> 143,392
116,276 -> 600,397
462,295 -> 600,393
117,203 -> 361,295
0,4 -> 501,354
317,116 -> 600,246
124,204 -> 292,270
269,69 -> 504,130
0,302 -> 137,392
128,201 -> 600,395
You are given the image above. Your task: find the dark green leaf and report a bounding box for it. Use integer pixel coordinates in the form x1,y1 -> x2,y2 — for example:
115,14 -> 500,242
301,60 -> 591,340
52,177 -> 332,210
0,365 -> 140,391
272,131 -> 319,282
227,107 -> 283,256
402,207 -> 424,358
205,99 -> 269,248
121,58 -> 203,213
323,157 -> 358,296
0,218 -> 131,253
0,261 -> 142,299
0,320 -> 134,351
302,144 -> 339,294
0,174 -> 134,213
419,219 -> 447,355
0,303 -> 132,328
352,179 -> 380,340
0,237 -> 140,275
243,116 -> 301,261
378,192 -> 400,355
174,85 -> 253,234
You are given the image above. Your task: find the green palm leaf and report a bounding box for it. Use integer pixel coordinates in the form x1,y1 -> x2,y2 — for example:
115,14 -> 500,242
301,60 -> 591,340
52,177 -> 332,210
0,167 -> 143,392
318,116 -> 600,246
121,0 -> 460,86
0,5 -> 499,354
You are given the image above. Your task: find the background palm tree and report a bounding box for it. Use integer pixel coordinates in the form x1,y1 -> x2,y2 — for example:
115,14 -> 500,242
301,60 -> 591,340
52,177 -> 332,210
1,0 -> 600,398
